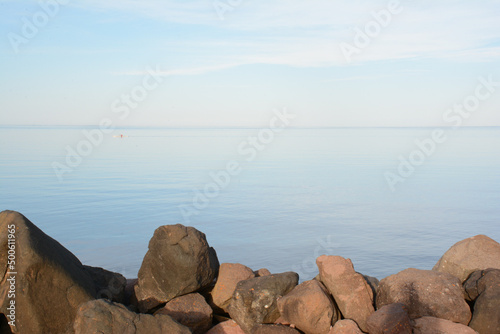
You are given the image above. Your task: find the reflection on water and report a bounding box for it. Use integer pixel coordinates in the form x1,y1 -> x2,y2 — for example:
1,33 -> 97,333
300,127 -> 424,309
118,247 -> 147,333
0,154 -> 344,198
1,126 -> 499,279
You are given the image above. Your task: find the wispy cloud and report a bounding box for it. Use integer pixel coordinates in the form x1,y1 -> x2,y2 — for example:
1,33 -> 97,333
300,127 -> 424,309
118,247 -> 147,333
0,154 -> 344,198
72,0 -> 500,73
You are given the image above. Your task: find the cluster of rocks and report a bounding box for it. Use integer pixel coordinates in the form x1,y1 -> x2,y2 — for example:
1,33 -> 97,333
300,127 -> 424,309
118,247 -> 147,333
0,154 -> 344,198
1,210 -> 500,334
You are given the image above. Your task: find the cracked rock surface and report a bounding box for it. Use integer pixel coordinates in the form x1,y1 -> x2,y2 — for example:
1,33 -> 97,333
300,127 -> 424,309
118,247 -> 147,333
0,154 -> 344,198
464,268 -> 500,333
228,272 -> 298,334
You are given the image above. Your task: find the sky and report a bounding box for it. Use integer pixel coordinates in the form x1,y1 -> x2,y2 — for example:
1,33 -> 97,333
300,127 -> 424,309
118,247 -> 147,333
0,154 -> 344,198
1,0 -> 500,127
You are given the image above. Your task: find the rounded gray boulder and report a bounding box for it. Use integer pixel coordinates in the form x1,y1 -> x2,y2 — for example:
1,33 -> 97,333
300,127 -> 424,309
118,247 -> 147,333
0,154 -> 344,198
134,224 -> 219,312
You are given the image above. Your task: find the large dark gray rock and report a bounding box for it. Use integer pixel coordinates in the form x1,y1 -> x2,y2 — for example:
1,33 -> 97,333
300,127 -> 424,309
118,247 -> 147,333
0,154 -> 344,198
73,299 -> 192,334
134,224 -> 219,312
464,268 -> 500,334
228,272 -> 299,334
0,210 -> 124,334
376,268 -> 471,325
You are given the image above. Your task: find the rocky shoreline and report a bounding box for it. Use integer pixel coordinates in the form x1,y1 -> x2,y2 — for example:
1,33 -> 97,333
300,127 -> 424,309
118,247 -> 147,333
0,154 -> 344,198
1,210 -> 499,334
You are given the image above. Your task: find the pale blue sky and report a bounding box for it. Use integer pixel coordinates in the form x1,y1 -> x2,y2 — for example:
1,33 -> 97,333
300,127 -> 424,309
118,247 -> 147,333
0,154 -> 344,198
1,0 -> 500,127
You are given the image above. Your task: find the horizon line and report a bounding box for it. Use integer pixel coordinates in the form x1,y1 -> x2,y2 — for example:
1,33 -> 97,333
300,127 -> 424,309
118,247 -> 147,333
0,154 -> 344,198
1,124 -> 500,130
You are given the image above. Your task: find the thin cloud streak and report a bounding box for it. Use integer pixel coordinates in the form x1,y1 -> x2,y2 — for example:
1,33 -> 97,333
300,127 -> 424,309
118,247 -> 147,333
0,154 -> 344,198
15,0 -> 500,72
92,0 -> 499,70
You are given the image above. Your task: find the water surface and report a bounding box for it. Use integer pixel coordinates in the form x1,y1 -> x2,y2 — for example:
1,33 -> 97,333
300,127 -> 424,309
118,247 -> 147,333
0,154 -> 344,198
1,126 -> 499,280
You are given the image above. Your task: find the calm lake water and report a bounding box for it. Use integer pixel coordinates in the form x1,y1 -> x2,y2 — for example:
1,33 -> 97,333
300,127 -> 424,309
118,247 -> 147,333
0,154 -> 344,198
1,126 -> 499,280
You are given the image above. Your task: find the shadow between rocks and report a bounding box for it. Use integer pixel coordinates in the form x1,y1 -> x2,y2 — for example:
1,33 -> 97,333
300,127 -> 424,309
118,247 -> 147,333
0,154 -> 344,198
0,313 -> 13,334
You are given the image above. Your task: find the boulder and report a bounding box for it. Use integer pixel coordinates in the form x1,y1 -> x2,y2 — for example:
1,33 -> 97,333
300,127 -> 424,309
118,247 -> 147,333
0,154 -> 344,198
329,319 -> 364,334
255,268 -> 272,277
316,255 -> 374,332
73,299 -> 191,334
366,303 -> 412,334
134,224 -> 219,312
413,316 -> 478,334
464,269 -> 500,333
464,268 -> 500,300
154,292 -> 212,334
212,263 -> 255,313
206,320 -> 246,334
277,279 -> 339,334
228,272 -> 299,334
433,234 -> 500,282
0,210 -> 120,334
253,324 -> 302,333
84,265 -> 127,304
376,268 -> 471,325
